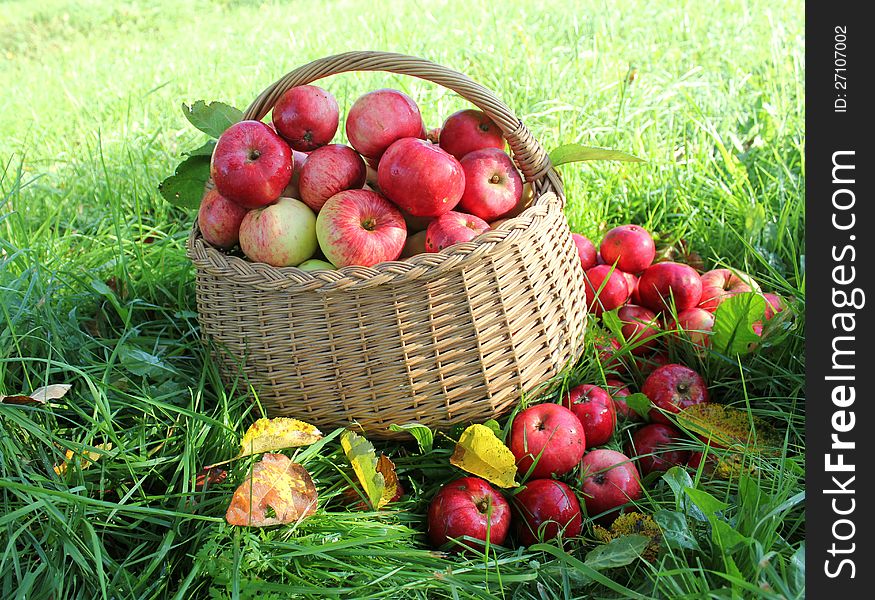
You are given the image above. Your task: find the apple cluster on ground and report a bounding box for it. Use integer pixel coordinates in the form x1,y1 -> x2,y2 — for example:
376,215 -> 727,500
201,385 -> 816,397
198,85 -> 532,268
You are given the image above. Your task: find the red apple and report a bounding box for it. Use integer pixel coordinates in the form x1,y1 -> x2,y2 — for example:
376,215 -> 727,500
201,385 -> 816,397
621,271 -> 639,302
439,109 -> 505,160
635,351 -> 671,377
642,364 -> 709,425
457,148 -> 522,222
617,304 -> 660,355
211,120 -> 293,208
498,182 -> 535,219
686,451 -> 719,474
400,230 -> 428,258
763,292 -> 785,319
238,197 -> 318,267
599,225 -> 656,274
345,89 -> 424,160
698,268 -> 761,312
315,189 -> 406,267
425,211 -> 490,252
579,449 -> 642,523
298,144 -> 367,212
637,261 -> 703,314
668,307 -> 715,348
629,424 -> 690,476
281,149 -> 309,199
427,477 -> 511,550
563,384 -> 617,448
604,378 -> 641,422
398,206 -> 433,233
583,265 -> 630,316
597,337 -> 627,374
571,234 -> 598,271
271,85 -> 339,152
508,404 -> 586,479
198,188 -> 249,249
512,479 -> 582,547
378,138 -> 465,217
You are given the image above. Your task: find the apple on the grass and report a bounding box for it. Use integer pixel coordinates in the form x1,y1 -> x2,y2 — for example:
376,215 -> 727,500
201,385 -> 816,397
345,88 -> 424,161
572,233 -> 598,272
599,225 -> 656,274
438,109 -> 505,160
457,148 -> 523,222
636,261 -> 703,314
198,188 -> 249,250
378,137 -> 466,217
211,120 -> 293,209
629,423 -> 691,476
617,304 -> 660,355
425,211 -> 490,252
642,363 -> 709,425
605,378 -> 641,422
668,307 -> 715,348
563,384 -> 617,448
427,477 -> 511,550
298,144 -> 367,212
583,265 -> 630,317
315,189 -> 407,268
512,479 -> 582,547
579,449 -> 642,523
509,404 -> 586,479
698,268 -> 761,312
271,85 -> 339,152
238,197 -> 317,267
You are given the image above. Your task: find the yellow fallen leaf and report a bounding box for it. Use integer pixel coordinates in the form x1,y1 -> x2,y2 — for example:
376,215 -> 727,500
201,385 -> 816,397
340,430 -> 388,510
54,442 -> 113,476
238,417 -> 322,458
225,453 -> 318,527
676,404 -> 780,453
450,424 -> 519,488
376,454 -> 399,509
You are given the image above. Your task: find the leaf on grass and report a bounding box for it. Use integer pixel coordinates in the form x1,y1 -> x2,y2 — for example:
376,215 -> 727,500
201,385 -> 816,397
676,403 -> 780,453
683,487 -> 729,516
449,424 -> 519,489
584,534 -> 650,569
118,345 -> 173,378
653,509 -> 700,551
548,143 -> 644,167
388,423 -> 434,453
375,454 -> 399,508
624,393 -> 652,421
340,430 -> 385,510
158,154 -> 210,209
182,100 -> 242,139
2,384 -> 71,406
225,453 -> 317,527
54,443 -> 113,476
195,467 -> 228,490
712,292 -> 766,355
238,417 -> 323,458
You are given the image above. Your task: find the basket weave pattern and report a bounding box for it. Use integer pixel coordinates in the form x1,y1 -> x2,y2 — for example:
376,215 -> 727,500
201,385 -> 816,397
187,52 -> 588,437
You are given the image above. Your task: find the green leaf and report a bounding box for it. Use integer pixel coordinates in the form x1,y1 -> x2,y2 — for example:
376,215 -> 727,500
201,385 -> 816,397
90,279 -> 128,322
625,393 -> 652,421
654,509 -> 700,551
709,516 -> 750,553
388,423 -> 434,453
684,487 -> 729,516
529,543 -> 651,599
662,467 -> 706,521
118,346 -> 174,379
482,419 -> 503,441
340,430 -> 384,510
182,100 -> 243,138
712,292 -> 766,355
548,143 -> 644,167
584,534 -> 649,569
601,309 -> 625,341
158,154 -> 210,209
184,139 -> 217,157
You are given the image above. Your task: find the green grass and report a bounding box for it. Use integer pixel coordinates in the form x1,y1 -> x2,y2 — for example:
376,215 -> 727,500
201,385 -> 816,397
1,0 -> 804,598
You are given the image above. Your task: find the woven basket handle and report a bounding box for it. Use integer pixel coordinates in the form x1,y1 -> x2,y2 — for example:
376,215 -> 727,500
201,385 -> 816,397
243,51 -> 557,186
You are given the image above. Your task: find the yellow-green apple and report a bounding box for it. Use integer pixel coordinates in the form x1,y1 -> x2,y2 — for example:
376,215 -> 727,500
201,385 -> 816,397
563,384 -> 617,448
617,304 -> 660,355
637,261 -> 703,314
400,230 -> 428,258
457,148 -> 522,222
572,233 -> 598,271
642,363 -> 709,425
698,268 -> 761,312
238,197 -> 317,267
509,404 -> 585,479
345,89 -> 424,161
583,265 -> 630,316
438,109 -> 505,160
298,258 -> 335,271
315,189 -> 406,267
427,477 -> 511,551
668,307 -> 715,348
599,225 -> 656,274
197,188 -> 249,249
211,120 -> 293,209
425,211 -> 490,253
512,479 -> 582,546
628,423 -> 690,475
378,138 -> 465,217
298,144 -> 367,212
271,85 -> 339,151
281,149 -> 309,199
579,449 -> 642,524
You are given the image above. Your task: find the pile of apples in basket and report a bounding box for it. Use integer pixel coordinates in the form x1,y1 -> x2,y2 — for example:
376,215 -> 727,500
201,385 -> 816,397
199,84 -> 532,269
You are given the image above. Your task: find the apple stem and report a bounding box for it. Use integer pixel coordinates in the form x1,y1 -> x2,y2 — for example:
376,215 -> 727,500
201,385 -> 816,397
248,149 -> 261,161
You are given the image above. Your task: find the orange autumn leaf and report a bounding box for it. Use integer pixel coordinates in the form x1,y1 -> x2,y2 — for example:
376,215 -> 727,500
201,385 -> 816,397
376,454 -> 399,509
225,453 -> 318,527
238,417 -> 323,458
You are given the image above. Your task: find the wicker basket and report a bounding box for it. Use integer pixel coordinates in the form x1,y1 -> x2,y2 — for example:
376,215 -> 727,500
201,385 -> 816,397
186,51 -> 588,439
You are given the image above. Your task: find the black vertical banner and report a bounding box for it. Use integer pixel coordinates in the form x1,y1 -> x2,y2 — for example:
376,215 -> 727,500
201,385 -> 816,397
806,3 -> 873,596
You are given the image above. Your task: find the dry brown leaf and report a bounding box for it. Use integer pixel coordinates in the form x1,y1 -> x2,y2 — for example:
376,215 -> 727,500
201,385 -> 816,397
2,383 -> 72,406
225,453 -> 318,527
238,417 -> 323,458
195,467 -> 228,490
